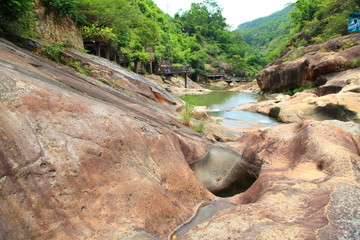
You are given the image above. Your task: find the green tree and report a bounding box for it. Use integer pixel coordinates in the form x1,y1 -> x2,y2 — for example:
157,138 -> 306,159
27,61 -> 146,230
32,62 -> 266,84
0,0 -> 35,36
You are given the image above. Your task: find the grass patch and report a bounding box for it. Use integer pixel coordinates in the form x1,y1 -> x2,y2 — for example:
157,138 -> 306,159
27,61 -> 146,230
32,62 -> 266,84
40,41 -> 67,62
283,49 -> 312,62
65,59 -> 92,75
350,58 -> 360,68
192,121 -> 205,133
284,83 -> 315,96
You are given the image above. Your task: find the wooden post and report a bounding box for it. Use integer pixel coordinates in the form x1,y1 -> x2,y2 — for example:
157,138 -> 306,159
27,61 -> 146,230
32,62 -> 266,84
185,73 -> 188,88
149,61 -> 153,74
105,45 -> 110,60
96,42 -> 101,57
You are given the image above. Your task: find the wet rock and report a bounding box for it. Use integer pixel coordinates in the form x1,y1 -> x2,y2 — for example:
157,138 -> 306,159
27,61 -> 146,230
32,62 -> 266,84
268,106 -> 281,118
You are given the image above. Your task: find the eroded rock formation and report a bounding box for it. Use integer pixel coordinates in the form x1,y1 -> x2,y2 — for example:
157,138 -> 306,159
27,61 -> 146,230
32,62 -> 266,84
257,34 -> 360,92
182,121 -> 360,239
190,144 -> 257,197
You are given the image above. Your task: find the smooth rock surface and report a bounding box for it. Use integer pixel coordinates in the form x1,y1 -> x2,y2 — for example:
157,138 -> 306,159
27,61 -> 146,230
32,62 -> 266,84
190,144 -> 257,197
0,38 -> 213,239
318,67 -> 360,95
182,121 -> 360,239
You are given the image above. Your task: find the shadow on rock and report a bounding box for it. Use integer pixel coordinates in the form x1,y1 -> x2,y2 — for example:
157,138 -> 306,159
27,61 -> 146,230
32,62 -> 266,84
190,144 -> 258,197
314,103 -> 358,122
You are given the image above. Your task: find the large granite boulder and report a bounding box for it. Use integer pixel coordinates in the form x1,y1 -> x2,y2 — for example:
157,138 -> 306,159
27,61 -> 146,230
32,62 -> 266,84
0,38 -> 213,239
318,67 -> 360,95
182,121 -> 360,239
257,34 -> 360,92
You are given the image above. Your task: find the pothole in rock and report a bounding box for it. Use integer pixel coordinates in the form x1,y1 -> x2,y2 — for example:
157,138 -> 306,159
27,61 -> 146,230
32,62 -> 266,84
190,143 -> 258,197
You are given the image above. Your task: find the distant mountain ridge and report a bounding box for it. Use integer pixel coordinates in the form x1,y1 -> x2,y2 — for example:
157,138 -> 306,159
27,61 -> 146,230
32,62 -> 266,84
237,5 -> 293,30
236,5 -> 293,61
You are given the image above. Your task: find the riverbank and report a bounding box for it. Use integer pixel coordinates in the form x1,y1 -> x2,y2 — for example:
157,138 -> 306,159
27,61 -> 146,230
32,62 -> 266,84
179,87 -> 278,140
233,68 -> 360,124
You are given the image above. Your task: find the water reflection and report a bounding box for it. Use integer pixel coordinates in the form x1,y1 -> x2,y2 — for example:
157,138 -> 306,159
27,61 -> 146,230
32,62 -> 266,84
181,91 -> 277,131
182,91 -> 260,111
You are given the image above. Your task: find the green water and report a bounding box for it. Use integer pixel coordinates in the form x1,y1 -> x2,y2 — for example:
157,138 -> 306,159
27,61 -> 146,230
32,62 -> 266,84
181,91 -> 278,132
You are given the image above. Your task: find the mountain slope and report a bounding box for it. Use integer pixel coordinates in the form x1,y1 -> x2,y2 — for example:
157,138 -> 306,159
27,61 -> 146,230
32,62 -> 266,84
236,5 -> 293,60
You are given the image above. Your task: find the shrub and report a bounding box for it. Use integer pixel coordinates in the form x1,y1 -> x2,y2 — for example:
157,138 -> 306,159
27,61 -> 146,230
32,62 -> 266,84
40,41 -> 66,62
284,83 -> 315,96
193,121 -> 205,133
82,24 -> 118,43
65,59 -> 92,75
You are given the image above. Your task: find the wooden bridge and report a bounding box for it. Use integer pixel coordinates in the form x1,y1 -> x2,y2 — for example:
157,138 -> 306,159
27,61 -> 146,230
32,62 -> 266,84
198,71 -> 225,83
224,77 -> 254,85
155,65 -> 191,75
155,61 -> 191,88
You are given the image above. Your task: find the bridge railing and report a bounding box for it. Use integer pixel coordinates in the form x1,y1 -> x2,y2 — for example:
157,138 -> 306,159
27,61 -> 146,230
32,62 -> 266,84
155,65 -> 191,75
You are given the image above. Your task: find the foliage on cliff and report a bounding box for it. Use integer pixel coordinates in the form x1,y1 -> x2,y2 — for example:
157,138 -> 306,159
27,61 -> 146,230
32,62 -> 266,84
236,0 -> 359,63
0,0 -> 34,36
173,0 -> 265,76
288,0 -> 360,47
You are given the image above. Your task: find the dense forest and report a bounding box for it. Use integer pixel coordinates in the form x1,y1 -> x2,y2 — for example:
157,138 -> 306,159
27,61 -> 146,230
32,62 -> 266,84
0,0 -> 359,77
237,0 -> 360,62
237,5 -> 293,62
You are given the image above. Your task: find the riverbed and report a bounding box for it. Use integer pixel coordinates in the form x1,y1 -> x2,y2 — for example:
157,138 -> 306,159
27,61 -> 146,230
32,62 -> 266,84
181,90 -> 278,135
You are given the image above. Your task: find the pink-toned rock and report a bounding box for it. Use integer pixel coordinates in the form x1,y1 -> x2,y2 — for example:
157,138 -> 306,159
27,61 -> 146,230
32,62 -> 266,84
0,38 -> 213,239
182,121 -> 360,239
318,67 -> 360,95
257,34 -> 360,92
235,91 -> 360,123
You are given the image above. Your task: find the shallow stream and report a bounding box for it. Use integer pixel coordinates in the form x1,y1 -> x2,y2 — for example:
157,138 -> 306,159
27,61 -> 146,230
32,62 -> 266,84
181,90 -> 278,134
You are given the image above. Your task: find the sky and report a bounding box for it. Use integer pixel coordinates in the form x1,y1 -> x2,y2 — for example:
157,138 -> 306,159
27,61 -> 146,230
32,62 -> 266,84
152,0 -> 296,30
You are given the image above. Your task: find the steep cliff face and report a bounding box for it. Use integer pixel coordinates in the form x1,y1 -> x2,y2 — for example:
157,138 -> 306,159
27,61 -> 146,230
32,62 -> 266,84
257,34 -> 360,92
32,0 -> 84,49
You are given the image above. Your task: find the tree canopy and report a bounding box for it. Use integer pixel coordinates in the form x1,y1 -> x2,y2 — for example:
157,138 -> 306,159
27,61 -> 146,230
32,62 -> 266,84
1,0 -> 358,77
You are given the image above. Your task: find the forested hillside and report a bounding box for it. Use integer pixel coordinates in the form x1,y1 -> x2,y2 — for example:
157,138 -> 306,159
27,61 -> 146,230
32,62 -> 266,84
237,0 -> 360,63
0,0 -> 265,78
288,0 -> 360,47
236,5 -> 293,62
0,0 -> 358,78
